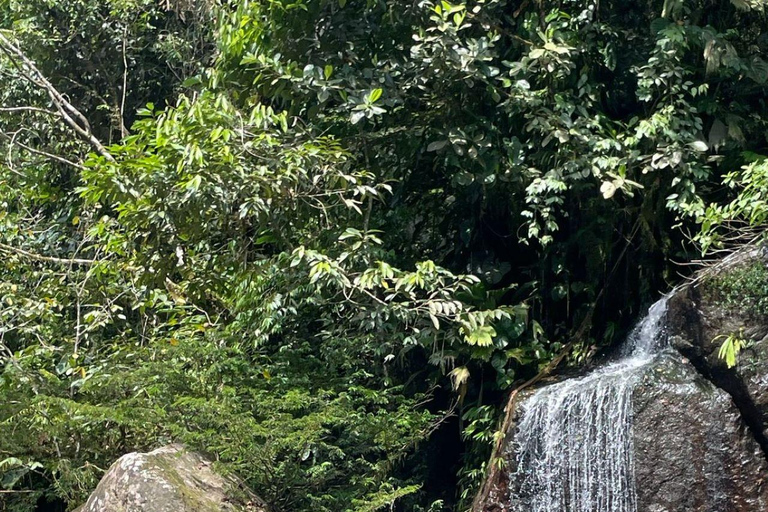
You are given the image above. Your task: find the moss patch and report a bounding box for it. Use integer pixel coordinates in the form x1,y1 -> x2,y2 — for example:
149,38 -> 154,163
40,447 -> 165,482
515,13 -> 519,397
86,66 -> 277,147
146,453 -> 224,512
702,259 -> 768,320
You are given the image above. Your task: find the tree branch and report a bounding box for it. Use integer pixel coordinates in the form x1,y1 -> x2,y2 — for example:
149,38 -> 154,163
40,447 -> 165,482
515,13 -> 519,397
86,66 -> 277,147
0,31 -> 115,162
0,131 -> 85,170
15,141 -> 86,170
120,26 -> 129,139
0,242 -> 98,266
0,106 -> 59,116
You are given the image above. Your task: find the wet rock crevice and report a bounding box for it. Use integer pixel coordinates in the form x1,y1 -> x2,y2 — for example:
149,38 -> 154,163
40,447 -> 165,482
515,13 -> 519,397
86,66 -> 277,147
667,256 -> 768,462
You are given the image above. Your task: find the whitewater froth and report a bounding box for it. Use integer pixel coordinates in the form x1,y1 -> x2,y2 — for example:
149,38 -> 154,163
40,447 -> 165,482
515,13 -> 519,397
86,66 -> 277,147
510,298 -> 669,512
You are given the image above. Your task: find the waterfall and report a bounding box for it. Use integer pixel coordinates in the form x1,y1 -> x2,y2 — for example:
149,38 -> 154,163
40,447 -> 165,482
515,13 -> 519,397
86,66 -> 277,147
510,298 -> 669,512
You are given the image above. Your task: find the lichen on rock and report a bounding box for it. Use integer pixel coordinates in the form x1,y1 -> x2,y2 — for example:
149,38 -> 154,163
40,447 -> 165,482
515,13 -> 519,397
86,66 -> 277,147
74,445 -> 268,512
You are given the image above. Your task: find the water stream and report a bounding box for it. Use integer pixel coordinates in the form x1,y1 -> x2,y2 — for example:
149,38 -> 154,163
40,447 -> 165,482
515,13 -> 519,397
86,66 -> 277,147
510,298 -> 669,512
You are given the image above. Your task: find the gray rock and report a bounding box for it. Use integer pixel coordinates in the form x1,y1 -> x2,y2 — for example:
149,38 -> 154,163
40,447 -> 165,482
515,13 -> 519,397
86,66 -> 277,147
475,355 -> 768,512
634,354 -> 768,512
74,445 -> 267,512
474,247 -> 768,512
667,252 -> 768,442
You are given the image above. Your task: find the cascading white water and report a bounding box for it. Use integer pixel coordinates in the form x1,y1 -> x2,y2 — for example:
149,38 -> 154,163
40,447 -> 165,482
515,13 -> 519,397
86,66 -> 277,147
510,298 -> 669,512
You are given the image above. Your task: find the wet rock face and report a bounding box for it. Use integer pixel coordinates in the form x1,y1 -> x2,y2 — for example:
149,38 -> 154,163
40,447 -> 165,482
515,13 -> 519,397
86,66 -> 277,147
476,248 -> 768,512
634,355 -> 768,512
667,252 -> 768,443
75,445 -> 267,512
477,356 -> 768,512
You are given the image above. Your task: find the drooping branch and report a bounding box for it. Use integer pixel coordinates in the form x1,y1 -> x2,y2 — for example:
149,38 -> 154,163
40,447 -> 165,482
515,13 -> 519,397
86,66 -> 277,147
14,140 -> 86,170
0,31 -> 114,162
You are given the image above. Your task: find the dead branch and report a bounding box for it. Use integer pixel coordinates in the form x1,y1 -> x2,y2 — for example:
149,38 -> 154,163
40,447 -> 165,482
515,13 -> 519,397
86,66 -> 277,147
0,31 -> 114,162
0,242 -> 98,266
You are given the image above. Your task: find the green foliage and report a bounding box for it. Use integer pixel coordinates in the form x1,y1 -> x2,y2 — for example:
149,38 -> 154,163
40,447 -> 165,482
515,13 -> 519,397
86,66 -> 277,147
698,155 -> 768,252
716,331 -> 748,368
1,0 -> 768,511
704,260 -> 768,318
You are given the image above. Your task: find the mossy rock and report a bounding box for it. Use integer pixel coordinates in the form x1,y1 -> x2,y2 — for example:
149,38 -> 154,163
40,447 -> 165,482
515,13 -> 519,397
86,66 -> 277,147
74,445 -> 268,512
667,245 -> 768,443
700,251 -> 768,321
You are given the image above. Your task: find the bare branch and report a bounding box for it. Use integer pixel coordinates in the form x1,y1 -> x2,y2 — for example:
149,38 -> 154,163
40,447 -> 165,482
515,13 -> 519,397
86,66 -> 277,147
14,141 -> 86,170
120,26 -> 129,139
0,31 -> 115,162
0,242 -> 98,266
0,106 -> 59,116
0,130 -> 85,170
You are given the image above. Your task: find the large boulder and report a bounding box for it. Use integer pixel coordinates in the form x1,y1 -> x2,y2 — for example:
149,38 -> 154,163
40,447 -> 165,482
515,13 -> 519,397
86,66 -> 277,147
667,247 -> 768,442
75,445 -> 267,512
633,354 -> 768,512
475,355 -> 768,512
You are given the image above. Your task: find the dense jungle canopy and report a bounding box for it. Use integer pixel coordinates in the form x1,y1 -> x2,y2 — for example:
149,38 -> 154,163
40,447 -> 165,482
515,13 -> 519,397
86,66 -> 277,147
0,0 -> 767,510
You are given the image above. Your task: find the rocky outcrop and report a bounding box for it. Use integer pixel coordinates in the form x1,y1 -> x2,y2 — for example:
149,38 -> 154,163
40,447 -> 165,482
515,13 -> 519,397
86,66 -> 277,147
667,247 -> 768,448
476,354 -> 768,512
475,246 -> 768,512
75,445 -> 267,512
633,354 -> 768,512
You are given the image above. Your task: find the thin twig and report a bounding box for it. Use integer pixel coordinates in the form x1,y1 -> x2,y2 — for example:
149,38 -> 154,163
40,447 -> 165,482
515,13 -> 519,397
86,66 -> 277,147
0,131 -> 85,170
0,106 -> 59,116
120,26 -> 129,139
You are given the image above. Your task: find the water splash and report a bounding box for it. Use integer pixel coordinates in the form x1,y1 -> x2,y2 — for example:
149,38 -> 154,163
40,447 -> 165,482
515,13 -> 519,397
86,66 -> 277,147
510,298 -> 669,512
